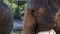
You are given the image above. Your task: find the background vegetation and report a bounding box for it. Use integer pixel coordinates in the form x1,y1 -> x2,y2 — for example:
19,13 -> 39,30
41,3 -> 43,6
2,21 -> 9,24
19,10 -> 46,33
4,0 -> 26,20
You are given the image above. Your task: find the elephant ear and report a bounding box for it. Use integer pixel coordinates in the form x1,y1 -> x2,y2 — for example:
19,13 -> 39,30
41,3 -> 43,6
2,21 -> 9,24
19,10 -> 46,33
0,1 -> 13,34
54,8 -> 60,34
55,8 -> 60,29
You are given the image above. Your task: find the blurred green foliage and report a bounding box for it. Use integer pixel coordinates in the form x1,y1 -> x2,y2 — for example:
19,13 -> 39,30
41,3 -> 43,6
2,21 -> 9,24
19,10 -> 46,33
4,0 -> 26,20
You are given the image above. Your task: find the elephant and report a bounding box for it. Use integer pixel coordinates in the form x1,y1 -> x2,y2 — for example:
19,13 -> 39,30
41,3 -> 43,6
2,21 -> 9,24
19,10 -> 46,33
0,0 -> 13,34
23,0 -> 60,34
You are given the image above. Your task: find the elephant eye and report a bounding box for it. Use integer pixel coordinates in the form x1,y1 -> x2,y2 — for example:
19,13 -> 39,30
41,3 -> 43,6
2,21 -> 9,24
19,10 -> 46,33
59,14 -> 60,16
31,10 -> 35,16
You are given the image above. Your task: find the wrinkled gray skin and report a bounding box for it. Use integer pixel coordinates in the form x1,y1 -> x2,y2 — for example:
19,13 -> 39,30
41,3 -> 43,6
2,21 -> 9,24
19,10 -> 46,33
0,0 -> 13,34
24,0 -> 60,34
